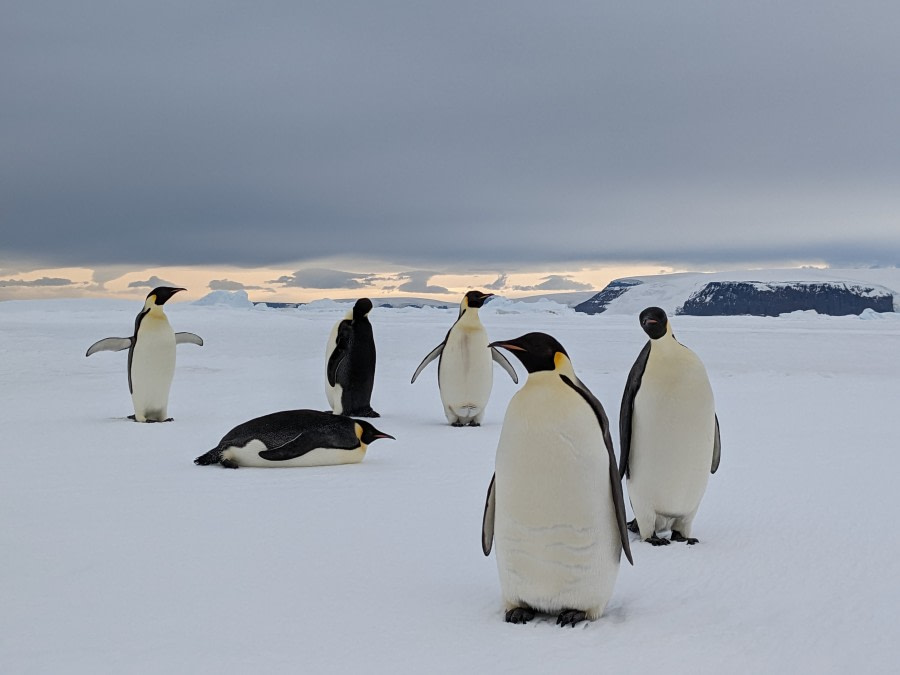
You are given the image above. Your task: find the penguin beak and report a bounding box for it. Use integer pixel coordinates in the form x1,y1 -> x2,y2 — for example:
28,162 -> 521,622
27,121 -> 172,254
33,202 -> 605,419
375,433 -> 395,441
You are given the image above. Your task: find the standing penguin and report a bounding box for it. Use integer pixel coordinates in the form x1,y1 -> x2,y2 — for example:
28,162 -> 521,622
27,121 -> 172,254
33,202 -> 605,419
325,297 -> 379,417
86,286 -> 203,422
194,409 -> 394,468
619,307 -> 721,546
410,290 -> 517,426
482,332 -> 632,626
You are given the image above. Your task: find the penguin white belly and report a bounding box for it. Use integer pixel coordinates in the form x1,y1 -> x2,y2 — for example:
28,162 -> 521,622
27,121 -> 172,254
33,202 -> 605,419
438,324 -> 492,420
131,315 -> 177,422
494,378 -> 621,618
221,439 -> 366,467
629,352 -> 715,522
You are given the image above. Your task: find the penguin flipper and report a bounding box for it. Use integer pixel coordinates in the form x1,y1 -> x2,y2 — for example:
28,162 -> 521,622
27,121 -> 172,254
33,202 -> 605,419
482,473 -> 496,556
619,341 -> 651,479
175,332 -> 204,346
85,337 -> 133,357
711,414 -> 721,474
327,321 -> 352,387
490,346 -> 519,384
258,423 -> 358,461
410,342 -> 444,384
561,374 -> 634,566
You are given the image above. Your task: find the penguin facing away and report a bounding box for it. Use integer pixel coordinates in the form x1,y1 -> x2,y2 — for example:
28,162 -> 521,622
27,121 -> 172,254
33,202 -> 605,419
325,298 -> 379,417
482,332 -> 633,627
410,290 -> 518,426
194,409 -> 394,468
85,286 -> 203,422
619,306 -> 721,546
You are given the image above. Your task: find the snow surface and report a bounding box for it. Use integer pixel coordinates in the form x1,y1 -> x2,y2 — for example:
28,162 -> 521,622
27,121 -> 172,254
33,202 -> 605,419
2,297 -> 899,673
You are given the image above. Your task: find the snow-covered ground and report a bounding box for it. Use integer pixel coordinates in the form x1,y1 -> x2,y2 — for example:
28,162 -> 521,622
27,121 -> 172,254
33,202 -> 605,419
2,297 -> 898,673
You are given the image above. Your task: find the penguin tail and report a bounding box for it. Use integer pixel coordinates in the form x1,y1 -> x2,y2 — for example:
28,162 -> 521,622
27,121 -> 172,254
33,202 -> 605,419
194,449 -> 222,466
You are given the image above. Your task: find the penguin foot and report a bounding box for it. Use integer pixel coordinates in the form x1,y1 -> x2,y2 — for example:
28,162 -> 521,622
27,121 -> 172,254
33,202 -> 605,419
220,458 -> 240,469
626,519 -> 640,534
557,609 -> 587,627
646,534 -> 671,546
671,531 -> 699,545
347,407 -> 380,418
467,421 -> 481,427
451,421 -> 466,427
505,607 -> 535,624
127,414 -> 137,421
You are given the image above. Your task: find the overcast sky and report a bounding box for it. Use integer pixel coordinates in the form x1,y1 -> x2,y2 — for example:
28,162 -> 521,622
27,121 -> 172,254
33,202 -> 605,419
3,1 -> 900,288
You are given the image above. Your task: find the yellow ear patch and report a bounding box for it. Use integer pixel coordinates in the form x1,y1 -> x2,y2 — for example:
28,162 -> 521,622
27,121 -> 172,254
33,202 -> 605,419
554,352 -> 567,370
354,423 -> 363,439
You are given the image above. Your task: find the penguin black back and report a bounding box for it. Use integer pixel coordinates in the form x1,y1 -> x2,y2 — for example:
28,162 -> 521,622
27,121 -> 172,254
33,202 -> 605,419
327,298 -> 379,417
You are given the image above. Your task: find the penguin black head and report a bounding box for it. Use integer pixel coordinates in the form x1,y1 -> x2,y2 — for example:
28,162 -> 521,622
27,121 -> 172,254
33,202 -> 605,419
355,420 -> 395,445
353,297 -> 373,319
463,290 -> 494,309
639,306 -> 669,340
147,286 -> 187,307
489,332 -> 569,374
147,286 -> 186,306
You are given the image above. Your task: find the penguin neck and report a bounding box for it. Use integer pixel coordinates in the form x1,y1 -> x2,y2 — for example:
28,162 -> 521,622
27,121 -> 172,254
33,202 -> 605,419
143,302 -> 170,321
649,326 -> 681,356
525,358 -> 578,388
457,307 -> 482,326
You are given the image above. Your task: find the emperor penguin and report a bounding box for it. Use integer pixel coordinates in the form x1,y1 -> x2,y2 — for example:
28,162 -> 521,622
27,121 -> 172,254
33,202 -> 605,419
325,298 -> 379,417
482,332 -> 633,626
194,409 -> 394,468
85,286 -> 203,422
619,307 -> 721,546
410,290 -> 517,426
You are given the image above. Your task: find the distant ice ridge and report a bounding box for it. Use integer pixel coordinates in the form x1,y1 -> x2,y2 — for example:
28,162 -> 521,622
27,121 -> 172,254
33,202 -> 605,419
678,281 -> 894,316
484,296 -> 576,316
192,290 -> 254,308
574,268 -> 900,317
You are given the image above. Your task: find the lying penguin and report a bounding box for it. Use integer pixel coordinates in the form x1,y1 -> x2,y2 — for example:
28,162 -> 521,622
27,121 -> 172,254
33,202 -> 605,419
194,409 -> 394,468
85,286 -> 203,422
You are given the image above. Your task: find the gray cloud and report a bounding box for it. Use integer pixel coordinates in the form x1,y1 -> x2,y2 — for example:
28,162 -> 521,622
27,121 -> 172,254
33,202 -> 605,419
513,275 -> 594,292
484,274 -> 509,291
128,276 -> 177,289
269,268 -> 377,289
91,267 -> 132,288
209,279 -> 268,291
395,271 -> 449,295
0,277 -> 78,288
2,3 -> 900,271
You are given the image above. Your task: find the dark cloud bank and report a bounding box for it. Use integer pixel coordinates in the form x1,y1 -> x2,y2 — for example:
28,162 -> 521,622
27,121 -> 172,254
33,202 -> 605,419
3,2 -> 900,271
